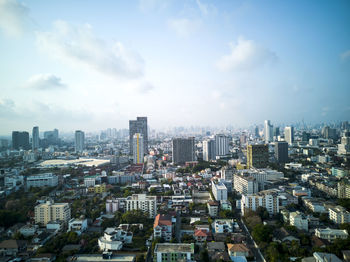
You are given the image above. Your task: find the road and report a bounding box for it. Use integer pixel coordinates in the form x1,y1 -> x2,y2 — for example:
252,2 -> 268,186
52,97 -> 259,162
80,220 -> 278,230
237,216 -> 266,262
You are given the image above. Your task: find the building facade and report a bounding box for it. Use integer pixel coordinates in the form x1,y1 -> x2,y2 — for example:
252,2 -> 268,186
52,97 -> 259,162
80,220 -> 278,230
247,144 -> 269,168
75,130 -> 85,153
133,133 -> 144,164
125,194 -> 157,218
129,117 -> 148,155
172,137 -> 195,165
34,201 -> 71,226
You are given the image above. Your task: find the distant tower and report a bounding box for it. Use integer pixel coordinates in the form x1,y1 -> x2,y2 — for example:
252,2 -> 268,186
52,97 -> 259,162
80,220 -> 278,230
32,126 -> 40,150
264,120 -> 273,143
284,126 -> 294,145
133,133 -> 144,164
75,130 -> 85,153
275,141 -> 288,163
215,134 -> 229,156
172,137 -> 195,164
203,139 -> 215,161
129,117 -> 148,155
255,126 -> 260,138
12,131 -> 30,150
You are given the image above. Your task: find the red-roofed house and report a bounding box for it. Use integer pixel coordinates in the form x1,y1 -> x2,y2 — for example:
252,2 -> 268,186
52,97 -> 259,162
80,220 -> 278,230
153,214 -> 173,241
194,229 -> 211,242
227,243 -> 250,258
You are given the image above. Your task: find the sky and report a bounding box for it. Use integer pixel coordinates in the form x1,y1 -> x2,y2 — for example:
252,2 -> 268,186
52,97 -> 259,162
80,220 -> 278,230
0,0 -> 350,135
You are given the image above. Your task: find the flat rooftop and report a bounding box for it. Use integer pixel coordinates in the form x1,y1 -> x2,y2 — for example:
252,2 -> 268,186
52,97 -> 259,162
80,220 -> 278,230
154,243 -> 194,253
67,254 -> 135,262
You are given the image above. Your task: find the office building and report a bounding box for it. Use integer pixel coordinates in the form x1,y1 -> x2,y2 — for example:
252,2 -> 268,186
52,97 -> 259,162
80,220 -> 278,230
154,243 -> 194,262
129,117 -> 148,155
215,134 -> 229,156
241,190 -> 279,216
247,144 -> 269,168
273,127 -> 280,140
211,181 -> 227,201
32,126 -> 39,150
125,194 -> 157,218
284,126 -> 294,145
255,126 -> 260,138
337,131 -> 350,155
172,137 -> 195,164
43,129 -> 59,145
264,120 -> 273,142
322,126 -> 337,140
133,133 -> 144,164
75,130 -> 85,153
275,141 -> 288,163
27,173 -> 58,188
233,174 -> 258,195
34,200 -> 71,225
12,131 -> 30,150
203,139 -> 216,161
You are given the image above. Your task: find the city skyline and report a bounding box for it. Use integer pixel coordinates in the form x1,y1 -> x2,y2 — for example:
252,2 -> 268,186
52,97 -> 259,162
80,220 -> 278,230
0,0 -> 350,134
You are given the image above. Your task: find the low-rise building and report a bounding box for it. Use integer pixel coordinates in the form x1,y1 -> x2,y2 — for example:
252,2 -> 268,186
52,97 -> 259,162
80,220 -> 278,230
207,201 -> 219,217
315,228 -> 348,241
211,181 -> 227,201
154,243 -> 194,262
227,243 -> 250,258
68,218 -> 88,235
154,214 -> 172,241
213,219 -> 234,234
329,206 -> 350,224
290,211 -> 308,231
35,200 -> 71,226
27,173 -> 58,188
98,227 -> 133,251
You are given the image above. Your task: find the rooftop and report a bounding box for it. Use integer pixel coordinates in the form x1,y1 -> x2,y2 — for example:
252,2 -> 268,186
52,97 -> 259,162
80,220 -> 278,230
154,243 -> 194,253
67,254 -> 135,262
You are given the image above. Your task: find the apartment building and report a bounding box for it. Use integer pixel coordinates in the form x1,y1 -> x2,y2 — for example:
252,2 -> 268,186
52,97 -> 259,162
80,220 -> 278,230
241,190 -> 279,216
329,206 -> 350,224
125,194 -> 157,218
211,181 -> 227,201
27,173 -> 58,188
290,211 -> 308,231
154,243 -> 194,262
315,228 -> 348,241
233,174 -> 258,195
153,214 -> 173,241
34,200 -> 71,226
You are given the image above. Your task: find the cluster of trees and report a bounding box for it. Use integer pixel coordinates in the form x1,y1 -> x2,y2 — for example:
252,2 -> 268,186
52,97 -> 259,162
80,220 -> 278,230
176,160 -> 226,174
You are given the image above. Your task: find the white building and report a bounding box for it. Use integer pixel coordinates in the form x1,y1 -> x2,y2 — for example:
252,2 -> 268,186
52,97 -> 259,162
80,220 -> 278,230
75,130 -> 85,153
211,181 -> 227,201
315,228 -> 348,241
213,219 -> 234,233
98,227 -> 133,251
153,214 -> 173,241
106,198 -> 124,213
264,120 -> 273,143
68,218 -> 88,235
125,194 -> 157,218
329,206 -> 350,224
215,134 -> 229,156
154,243 -> 194,262
203,139 -> 216,161
133,133 -> 144,164
284,126 -> 294,145
241,190 -> 279,216
233,174 -> 258,195
290,211 -> 308,231
27,173 -> 58,188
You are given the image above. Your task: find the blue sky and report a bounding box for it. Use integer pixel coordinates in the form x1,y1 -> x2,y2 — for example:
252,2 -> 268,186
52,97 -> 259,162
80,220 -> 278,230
0,0 -> 349,134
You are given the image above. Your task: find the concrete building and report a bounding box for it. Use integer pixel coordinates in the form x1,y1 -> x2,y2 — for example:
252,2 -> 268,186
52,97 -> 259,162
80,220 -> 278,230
338,181 -> 350,199
213,219 -> 234,233
290,211 -> 308,231
75,130 -> 85,153
207,201 -> 219,217
68,218 -> 88,235
247,144 -> 269,168
275,141 -> 288,163
125,194 -> 157,218
329,206 -> 350,224
284,126 -> 294,145
172,137 -> 195,165
233,174 -> 258,195
98,227 -> 132,251
12,131 -> 30,150
129,117 -> 148,155
211,181 -> 227,201
264,120 -> 273,142
154,243 -> 194,262
153,214 -> 173,241
215,134 -> 229,156
203,139 -> 216,161
27,173 -> 58,188
133,133 -> 144,164
34,200 -> 71,226
241,190 -> 279,216
337,131 -> 350,155
315,228 -> 348,241
32,126 -> 40,150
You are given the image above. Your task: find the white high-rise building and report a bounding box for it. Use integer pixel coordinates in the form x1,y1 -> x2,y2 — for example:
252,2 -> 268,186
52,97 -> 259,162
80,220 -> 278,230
284,126 -> 294,145
125,194 -> 157,218
233,174 -> 258,195
133,133 -> 144,164
75,130 -> 85,153
32,126 -> 39,150
203,139 -> 215,161
241,190 -> 279,216
211,181 -> 228,201
215,134 -> 229,156
264,120 -> 273,143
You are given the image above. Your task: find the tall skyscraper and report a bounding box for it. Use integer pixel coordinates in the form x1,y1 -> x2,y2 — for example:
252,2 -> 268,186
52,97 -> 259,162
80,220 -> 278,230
133,133 -> 144,164
32,126 -> 40,150
215,134 -> 229,156
129,117 -> 148,155
203,139 -> 215,161
255,126 -> 260,138
75,130 -> 85,153
284,126 -> 294,145
172,137 -> 195,164
264,120 -> 273,143
12,131 -> 30,150
247,144 -> 269,168
275,141 -> 288,163
273,127 -> 280,140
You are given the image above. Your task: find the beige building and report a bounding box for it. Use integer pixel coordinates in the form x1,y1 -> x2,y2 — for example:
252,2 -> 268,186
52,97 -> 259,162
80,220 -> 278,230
34,201 -> 71,226
125,194 -> 157,218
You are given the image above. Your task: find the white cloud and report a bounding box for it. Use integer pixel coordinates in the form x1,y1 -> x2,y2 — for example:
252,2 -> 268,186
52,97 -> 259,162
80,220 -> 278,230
340,50 -> 350,61
0,98 -> 16,117
168,18 -> 201,37
216,36 -> 277,71
25,74 -> 66,90
36,20 -> 144,78
0,0 -> 32,36
196,0 -> 208,15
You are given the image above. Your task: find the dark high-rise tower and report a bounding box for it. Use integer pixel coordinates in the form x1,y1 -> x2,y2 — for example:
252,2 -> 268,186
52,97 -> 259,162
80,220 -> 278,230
12,131 -> 30,150
129,117 -> 148,155
172,137 -> 195,164
32,126 -> 40,150
275,141 -> 288,163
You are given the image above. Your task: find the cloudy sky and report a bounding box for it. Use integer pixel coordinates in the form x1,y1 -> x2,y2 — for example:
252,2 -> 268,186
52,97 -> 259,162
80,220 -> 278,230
0,0 -> 349,134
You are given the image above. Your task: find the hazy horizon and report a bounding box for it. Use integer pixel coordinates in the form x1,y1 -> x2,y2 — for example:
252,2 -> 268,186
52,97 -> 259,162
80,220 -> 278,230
1,0 -> 350,135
